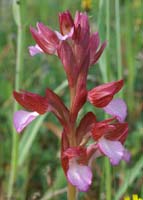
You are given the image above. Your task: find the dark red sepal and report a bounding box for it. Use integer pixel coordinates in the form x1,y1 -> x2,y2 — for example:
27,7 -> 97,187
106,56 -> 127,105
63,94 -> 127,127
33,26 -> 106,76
92,118 -> 128,144
88,79 -> 124,107
57,41 -> 77,87
30,23 -> 59,55
46,88 -> 70,126
92,118 -> 116,140
76,112 -> 96,145
13,90 -> 48,114
61,146 -> 87,174
59,10 -> 74,36
105,122 -> 128,143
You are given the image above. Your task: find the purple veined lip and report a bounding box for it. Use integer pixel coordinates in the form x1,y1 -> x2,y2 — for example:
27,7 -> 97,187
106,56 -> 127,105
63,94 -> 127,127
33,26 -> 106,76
13,110 -> 39,133
103,98 -> 127,122
67,159 -> 92,192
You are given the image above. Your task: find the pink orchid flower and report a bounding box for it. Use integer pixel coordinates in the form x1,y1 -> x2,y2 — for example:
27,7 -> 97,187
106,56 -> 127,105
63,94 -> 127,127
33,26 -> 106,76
62,147 -> 92,192
13,90 -> 48,132
13,10 -> 130,193
92,118 -> 130,165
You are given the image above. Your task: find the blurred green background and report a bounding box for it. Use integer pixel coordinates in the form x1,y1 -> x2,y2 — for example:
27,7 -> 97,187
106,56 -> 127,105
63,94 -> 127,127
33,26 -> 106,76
0,0 -> 143,199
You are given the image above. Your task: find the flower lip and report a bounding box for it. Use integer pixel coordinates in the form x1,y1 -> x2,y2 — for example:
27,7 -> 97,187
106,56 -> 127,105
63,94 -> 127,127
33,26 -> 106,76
103,98 -> 127,122
97,137 -> 130,165
67,158 -> 92,191
28,44 -> 43,56
55,27 -> 74,41
98,137 -> 125,165
13,110 -> 39,133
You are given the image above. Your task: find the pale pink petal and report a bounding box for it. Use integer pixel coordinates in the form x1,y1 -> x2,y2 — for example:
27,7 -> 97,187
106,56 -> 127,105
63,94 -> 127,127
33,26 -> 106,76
28,44 -> 44,56
98,137 -> 124,165
67,159 -> 92,192
103,98 -> 127,122
13,110 -> 39,133
55,31 -> 68,40
55,27 -> 74,41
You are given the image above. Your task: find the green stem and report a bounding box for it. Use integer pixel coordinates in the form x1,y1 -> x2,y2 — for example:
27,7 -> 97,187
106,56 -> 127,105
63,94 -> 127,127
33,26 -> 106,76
106,0 -> 110,45
105,0 -> 111,80
115,0 -> 123,98
125,0 -> 135,117
8,0 -> 25,198
115,0 -> 122,80
67,183 -> 77,200
98,0 -> 108,83
104,1 -> 112,200
97,1 -> 112,199
104,158 -> 111,200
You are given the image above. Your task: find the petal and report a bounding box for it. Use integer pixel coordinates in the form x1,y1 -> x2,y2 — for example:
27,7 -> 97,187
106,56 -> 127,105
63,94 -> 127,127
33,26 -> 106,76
67,160 -> 92,192
103,98 -> 127,122
88,80 -> 124,108
91,118 -> 116,140
55,31 -> 68,41
59,10 -> 74,36
55,27 -> 74,41
76,112 -> 96,145
105,122 -> 128,143
61,146 -> 87,175
13,110 -> 39,133
74,11 -> 90,48
57,41 -> 77,86
89,32 -> 107,66
90,41 -> 107,65
30,23 -> 59,55
28,44 -> 44,56
46,88 -> 70,126
89,32 -> 100,53
13,90 -> 48,114
98,137 -> 124,165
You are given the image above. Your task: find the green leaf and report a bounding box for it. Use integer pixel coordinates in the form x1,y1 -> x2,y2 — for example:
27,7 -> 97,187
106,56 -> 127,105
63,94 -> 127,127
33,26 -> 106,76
12,0 -> 21,26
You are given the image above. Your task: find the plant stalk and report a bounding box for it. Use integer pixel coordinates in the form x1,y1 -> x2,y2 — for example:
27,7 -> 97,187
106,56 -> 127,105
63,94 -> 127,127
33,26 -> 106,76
115,0 -> 123,98
104,157 -> 111,200
105,1 -> 112,200
115,0 -> 122,79
125,0 -> 135,117
8,0 -> 25,198
67,182 -> 78,200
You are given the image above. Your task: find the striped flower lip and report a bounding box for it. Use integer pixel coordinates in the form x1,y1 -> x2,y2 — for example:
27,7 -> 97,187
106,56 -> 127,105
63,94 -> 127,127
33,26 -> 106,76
98,137 -> 130,165
103,98 -> 127,122
67,159 -> 92,192
13,110 -> 39,133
